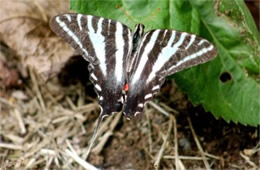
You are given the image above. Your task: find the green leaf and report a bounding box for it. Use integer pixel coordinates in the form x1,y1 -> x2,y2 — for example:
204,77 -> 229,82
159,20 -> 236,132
174,0 -> 260,126
70,0 -> 260,126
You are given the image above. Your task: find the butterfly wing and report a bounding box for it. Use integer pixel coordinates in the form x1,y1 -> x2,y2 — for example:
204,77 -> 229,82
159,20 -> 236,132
50,14 -> 132,117
124,29 -> 217,117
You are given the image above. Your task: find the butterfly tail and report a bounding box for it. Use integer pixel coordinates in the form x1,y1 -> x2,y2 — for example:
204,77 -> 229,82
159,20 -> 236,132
85,113 -> 104,159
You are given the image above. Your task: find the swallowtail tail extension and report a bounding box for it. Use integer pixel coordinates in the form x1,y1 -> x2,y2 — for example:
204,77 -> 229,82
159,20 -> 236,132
50,13 -> 217,156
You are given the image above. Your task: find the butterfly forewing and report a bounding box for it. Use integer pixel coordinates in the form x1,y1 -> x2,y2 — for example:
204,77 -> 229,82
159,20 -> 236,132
50,14 -> 132,117
124,29 -> 217,117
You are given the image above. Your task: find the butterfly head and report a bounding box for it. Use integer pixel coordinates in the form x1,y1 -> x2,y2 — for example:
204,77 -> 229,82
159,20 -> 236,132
133,24 -> 145,36
129,24 -> 145,61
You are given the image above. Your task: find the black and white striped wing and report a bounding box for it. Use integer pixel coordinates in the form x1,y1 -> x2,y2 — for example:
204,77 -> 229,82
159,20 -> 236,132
50,14 -> 132,117
124,29 -> 217,117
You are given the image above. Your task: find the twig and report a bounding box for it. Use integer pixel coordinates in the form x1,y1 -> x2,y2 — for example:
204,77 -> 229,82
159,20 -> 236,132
177,159 -> 186,170
143,147 -> 155,160
154,116 -> 172,170
95,114 -> 113,138
65,149 -> 98,170
13,109 -> 26,134
76,103 -> 99,113
148,102 -> 182,169
0,143 -> 23,150
93,112 -> 122,154
0,96 -> 15,107
23,138 -> 51,159
240,151 -> 257,168
40,149 -> 57,156
44,157 -> 54,170
187,117 -> 211,170
0,16 -> 43,25
66,140 -> 77,154
66,96 -> 77,111
29,68 -> 46,112
204,152 -> 220,160
159,102 -> 179,114
32,0 -> 48,22
164,155 -> 209,160
92,131 -> 113,154
54,156 -> 61,168
109,112 -> 122,130
82,115 -> 113,160
172,115 -> 180,170
229,163 -> 242,169
3,134 -> 24,144
25,157 -> 36,169
145,108 -> 153,153
244,143 -> 260,156
148,101 -> 169,117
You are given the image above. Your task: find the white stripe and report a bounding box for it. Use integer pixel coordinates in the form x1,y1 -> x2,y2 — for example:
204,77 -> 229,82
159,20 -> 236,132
64,14 -> 71,22
115,22 -> 124,81
138,103 -> 144,108
90,73 -> 97,81
99,96 -> 103,101
101,114 -> 108,119
87,16 -> 107,76
107,19 -> 111,34
144,93 -> 152,100
152,85 -> 160,91
185,34 -> 196,50
131,30 -> 160,85
169,45 -> 214,71
207,45 -> 214,51
56,17 -> 88,56
95,84 -> 102,91
162,30 -> 168,39
147,32 -> 187,82
77,14 -> 82,31
87,16 -> 94,32
97,18 -> 103,34
198,39 -> 206,45
134,112 -> 141,116
120,96 -> 124,103
127,28 -> 132,57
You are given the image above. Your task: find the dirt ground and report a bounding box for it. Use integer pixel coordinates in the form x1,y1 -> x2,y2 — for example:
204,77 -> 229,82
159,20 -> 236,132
0,0 -> 259,169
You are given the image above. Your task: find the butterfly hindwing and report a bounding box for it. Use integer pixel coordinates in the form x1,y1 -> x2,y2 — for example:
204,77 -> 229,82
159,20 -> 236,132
50,14 -> 132,117
124,29 -> 217,117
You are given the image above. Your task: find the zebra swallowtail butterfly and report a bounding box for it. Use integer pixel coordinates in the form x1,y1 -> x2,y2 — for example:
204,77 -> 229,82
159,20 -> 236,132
50,13 -> 217,155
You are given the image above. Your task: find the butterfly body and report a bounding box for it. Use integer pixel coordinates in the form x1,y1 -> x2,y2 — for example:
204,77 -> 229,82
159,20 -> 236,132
50,13 -> 217,119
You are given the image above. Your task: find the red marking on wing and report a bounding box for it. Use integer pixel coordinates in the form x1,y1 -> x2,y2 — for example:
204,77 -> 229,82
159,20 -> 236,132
124,84 -> 129,92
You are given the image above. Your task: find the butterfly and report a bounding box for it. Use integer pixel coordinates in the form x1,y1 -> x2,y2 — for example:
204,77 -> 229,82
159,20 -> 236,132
50,13 -> 217,155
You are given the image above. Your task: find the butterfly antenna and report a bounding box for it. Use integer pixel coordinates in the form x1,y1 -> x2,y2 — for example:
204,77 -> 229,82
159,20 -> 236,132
141,8 -> 160,23
115,4 -> 136,24
85,113 -> 104,159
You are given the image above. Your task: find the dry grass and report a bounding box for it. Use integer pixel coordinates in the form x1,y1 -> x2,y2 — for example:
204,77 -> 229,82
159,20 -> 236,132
0,74 -> 221,169
0,69 -> 100,169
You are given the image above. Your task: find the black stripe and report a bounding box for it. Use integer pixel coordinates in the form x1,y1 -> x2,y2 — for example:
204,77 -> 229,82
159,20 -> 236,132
179,34 -> 191,49
171,31 -> 181,47
92,16 -> 98,33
